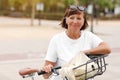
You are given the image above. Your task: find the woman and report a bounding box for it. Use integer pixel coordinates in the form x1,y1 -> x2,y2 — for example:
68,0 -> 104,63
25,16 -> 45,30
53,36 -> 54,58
19,5 -> 111,80
42,5 -> 111,80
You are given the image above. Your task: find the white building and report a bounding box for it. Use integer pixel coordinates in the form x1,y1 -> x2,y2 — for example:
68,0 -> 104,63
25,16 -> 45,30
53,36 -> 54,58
114,5 -> 120,15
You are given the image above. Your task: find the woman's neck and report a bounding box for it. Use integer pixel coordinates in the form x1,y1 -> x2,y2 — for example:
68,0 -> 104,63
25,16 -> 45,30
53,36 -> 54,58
66,30 -> 81,39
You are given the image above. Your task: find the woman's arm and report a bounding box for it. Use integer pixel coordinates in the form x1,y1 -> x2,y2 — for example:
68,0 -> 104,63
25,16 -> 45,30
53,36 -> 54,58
42,60 -> 56,79
83,42 -> 111,55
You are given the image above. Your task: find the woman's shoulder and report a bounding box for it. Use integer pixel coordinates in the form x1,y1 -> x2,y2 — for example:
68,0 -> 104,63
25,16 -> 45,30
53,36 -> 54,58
51,31 -> 65,40
81,30 -> 93,35
53,31 -> 65,37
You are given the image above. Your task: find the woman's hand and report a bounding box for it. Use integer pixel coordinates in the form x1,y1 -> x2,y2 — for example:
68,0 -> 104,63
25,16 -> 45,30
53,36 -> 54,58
41,60 -> 56,79
42,64 -> 54,73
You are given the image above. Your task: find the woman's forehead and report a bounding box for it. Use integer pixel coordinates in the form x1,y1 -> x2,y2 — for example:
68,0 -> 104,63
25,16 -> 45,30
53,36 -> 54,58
66,9 -> 84,17
68,11 -> 84,17
70,13 -> 84,16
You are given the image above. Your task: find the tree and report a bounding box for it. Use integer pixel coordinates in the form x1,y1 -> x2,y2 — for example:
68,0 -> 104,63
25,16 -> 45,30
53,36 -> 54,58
0,0 -> 10,10
61,0 -> 74,8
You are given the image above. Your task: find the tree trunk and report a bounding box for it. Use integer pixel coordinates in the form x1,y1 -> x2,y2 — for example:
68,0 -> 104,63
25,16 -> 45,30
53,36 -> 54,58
31,0 -> 35,26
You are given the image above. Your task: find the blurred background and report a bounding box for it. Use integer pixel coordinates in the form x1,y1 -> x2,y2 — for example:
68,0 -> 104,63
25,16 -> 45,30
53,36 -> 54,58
0,0 -> 120,80
0,0 -> 120,22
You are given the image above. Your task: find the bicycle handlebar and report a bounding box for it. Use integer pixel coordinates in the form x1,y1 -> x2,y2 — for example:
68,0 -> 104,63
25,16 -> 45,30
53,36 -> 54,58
19,54 -> 108,79
20,66 -> 61,78
37,66 -> 61,75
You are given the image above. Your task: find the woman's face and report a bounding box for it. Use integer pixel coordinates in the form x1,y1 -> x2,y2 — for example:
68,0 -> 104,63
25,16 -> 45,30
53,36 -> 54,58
66,12 -> 84,32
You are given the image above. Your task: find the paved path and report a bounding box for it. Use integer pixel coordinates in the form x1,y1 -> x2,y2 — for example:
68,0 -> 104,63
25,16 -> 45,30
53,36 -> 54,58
0,16 -> 120,80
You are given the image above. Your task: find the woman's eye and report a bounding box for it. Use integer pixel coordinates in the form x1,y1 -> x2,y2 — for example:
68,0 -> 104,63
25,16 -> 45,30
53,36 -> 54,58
69,16 -> 82,20
77,17 -> 81,20
69,17 -> 74,19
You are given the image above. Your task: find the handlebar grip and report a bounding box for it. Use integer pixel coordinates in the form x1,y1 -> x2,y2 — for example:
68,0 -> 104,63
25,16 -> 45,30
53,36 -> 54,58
37,71 -> 46,75
37,66 -> 61,75
53,66 -> 61,70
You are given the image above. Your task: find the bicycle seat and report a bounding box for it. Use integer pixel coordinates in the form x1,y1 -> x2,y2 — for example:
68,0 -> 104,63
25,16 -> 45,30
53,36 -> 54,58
19,68 -> 39,76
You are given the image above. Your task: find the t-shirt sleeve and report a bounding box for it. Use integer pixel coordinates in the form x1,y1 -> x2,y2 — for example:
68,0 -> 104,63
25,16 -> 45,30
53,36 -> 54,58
88,32 -> 103,48
45,36 -> 57,62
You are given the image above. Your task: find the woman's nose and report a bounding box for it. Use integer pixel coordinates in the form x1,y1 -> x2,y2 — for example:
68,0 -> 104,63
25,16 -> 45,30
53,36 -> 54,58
73,19 -> 78,23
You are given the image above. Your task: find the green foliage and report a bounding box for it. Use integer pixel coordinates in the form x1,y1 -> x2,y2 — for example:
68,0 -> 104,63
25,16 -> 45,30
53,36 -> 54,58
3,0 -> 120,12
95,0 -> 114,9
61,0 -> 74,7
0,0 -> 10,10
0,0 -> 120,20
36,12 -> 63,20
9,0 -> 26,7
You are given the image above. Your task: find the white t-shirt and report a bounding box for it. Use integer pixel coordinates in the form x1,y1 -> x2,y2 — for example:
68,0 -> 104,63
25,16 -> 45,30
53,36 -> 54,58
45,30 -> 103,80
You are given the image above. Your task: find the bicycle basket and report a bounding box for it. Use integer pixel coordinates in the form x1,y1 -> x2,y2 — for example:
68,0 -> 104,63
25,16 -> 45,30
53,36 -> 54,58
59,53 -> 108,80
74,54 -> 108,80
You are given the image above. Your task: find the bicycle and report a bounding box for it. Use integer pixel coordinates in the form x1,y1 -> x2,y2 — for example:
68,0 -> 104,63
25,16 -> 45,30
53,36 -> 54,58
19,54 -> 108,80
